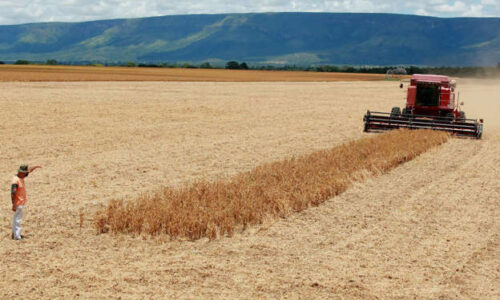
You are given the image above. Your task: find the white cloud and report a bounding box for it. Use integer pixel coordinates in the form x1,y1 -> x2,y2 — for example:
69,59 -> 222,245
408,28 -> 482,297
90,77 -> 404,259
0,0 -> 498,25
415,9 -> 432,16
462,4 -> 484,16
434,1 -> 468,13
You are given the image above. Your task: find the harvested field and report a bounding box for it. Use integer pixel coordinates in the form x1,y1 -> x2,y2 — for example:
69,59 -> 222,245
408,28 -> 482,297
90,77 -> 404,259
96,130 -> 449,239
0,79 -> 498,299
0,65 -> 386,82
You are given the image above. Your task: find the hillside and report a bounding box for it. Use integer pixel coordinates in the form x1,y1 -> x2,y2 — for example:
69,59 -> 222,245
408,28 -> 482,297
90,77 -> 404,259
0,13 -> 499,66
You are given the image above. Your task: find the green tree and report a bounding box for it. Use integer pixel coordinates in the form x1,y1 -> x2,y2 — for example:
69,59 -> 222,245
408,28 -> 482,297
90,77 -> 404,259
340,66 -> 356,73
124,62 -> 136,67
497,62 -> 500,69
14,60 -> 29,65
46,59 -> 57,65
225,61 -> 240,69
239,62 -> 249,70
181,62 -> 196,68
0,61 -> 4,64
200,62 -> 212,69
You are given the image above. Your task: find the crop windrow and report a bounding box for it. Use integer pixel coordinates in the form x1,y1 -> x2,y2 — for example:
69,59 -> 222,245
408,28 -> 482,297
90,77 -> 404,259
94,129 -> 449,240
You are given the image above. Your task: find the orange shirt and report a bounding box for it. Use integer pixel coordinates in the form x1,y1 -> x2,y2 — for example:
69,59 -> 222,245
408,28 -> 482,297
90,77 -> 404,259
12,175 -> 27,210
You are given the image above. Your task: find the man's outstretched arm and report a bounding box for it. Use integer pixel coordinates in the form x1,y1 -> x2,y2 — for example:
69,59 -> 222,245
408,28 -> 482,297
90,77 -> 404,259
28,165 -> 42,173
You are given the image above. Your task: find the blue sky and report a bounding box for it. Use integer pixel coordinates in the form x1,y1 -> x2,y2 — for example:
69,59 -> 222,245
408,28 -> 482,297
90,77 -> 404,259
0,0 -> 498,25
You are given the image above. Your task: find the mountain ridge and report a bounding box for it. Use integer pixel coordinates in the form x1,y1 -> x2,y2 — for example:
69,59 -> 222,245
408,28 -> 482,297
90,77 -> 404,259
1,12 -> 499,66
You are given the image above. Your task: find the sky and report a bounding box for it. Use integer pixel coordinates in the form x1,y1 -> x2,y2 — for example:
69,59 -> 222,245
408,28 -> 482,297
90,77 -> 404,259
0,0 -> 498,25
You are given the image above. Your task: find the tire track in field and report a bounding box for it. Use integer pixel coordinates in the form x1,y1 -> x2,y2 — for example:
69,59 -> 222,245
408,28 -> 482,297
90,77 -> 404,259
434,133 -> 500,299
324,135 -> 497,298
443,233 -> 499,299
328,138 -> 483,251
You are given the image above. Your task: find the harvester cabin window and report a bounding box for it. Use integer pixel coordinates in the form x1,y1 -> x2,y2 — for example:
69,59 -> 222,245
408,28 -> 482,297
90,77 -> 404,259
416,83 -> 439,106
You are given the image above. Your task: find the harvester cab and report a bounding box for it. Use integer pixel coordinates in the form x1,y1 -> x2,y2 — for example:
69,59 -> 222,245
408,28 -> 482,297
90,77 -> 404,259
363,74 -> 483,138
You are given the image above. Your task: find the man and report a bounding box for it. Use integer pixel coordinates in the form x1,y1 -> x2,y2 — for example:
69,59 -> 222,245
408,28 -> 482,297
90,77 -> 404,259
11,164 -> 41,240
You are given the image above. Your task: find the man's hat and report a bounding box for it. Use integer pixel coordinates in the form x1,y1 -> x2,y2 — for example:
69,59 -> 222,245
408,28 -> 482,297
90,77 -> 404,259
18,165 -> 29,174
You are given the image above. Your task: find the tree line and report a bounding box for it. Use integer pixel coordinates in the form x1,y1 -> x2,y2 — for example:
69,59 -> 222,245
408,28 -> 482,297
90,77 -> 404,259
2,59 -> 499,77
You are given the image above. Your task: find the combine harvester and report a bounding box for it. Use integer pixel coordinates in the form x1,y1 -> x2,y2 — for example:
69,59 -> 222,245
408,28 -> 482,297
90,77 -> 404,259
363,74 -> 483,139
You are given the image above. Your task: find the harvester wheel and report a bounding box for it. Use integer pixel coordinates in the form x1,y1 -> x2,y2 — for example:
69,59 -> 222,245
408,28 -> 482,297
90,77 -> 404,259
458,111 -> 466,121
402,108 -> 411,117
445,112 -> 455,121
390,107 -> 401,118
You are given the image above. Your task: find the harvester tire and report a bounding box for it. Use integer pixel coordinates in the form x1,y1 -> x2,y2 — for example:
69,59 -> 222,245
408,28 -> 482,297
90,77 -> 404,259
445,112 -> 455,121
390,107 -> 401,118
458,111 -> 466,121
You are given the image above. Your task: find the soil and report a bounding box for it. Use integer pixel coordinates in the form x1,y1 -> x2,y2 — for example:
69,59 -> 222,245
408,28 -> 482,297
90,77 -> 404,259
0,79 -> 498,299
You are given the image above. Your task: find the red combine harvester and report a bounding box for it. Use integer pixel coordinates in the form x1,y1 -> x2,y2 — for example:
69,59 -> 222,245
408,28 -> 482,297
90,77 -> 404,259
363,74 -> 483,138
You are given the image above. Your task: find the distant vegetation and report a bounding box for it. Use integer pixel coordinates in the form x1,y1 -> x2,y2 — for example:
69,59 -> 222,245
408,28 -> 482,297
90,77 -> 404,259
14,60 -> 30,65
199,62 -> 213,69
3,59 -> 500,78
225,61 -> 249,70
308,65 -> 500,78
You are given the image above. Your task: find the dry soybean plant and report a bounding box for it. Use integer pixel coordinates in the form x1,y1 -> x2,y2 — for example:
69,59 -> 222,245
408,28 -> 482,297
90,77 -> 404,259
94,129 -> 449,240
